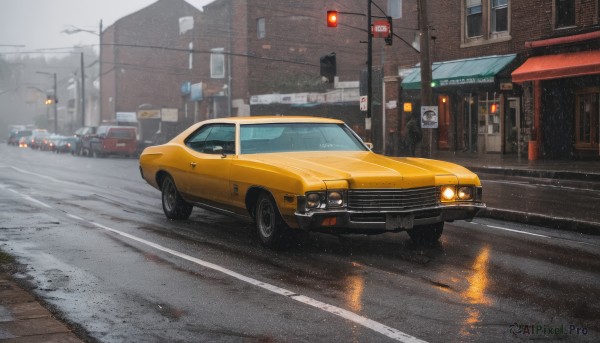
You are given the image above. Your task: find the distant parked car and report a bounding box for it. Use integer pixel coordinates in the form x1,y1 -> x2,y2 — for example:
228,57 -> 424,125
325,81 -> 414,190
8,130 -> 32,146
88,126 -> 137,158
41,134 -> 63,151
75,126 -> 97,156
55,137 -> 79,154
29,129 -> 49,150
18,135 -> 31,148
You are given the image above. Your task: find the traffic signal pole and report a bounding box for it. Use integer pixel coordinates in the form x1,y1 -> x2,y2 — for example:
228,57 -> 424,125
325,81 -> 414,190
418,0 -> 433,157
366,0 -> 373,143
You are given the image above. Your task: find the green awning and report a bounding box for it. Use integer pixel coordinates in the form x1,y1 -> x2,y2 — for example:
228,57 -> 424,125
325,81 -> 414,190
401,54 -> 516,90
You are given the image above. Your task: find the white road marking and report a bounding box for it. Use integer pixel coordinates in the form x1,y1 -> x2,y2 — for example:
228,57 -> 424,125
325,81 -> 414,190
7,188 -> 53,208
469,221 -> 550,238
483,224 -> 550,238
8,166 -> 71,184
5,187 -> 427,343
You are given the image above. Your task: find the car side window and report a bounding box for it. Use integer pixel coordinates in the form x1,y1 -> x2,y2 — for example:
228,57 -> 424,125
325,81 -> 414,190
186,124 -> 235,154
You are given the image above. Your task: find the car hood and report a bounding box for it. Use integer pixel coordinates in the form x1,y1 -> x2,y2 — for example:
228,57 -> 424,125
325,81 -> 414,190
242,151 -> 481,189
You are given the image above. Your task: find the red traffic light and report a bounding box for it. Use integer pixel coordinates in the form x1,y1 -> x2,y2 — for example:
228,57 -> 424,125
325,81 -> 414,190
327,11 -> 338,27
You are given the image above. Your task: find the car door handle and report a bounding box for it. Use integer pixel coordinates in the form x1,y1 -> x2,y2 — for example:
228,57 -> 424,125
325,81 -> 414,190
190,162 -> 197,168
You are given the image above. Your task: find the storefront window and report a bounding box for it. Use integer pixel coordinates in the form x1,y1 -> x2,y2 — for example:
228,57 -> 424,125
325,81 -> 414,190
575,90 -> 599,149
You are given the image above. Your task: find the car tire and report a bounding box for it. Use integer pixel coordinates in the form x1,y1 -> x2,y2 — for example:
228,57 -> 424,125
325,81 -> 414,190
161,175 -> 193,220
407,222 -> 444,244
255,193 -> 289,249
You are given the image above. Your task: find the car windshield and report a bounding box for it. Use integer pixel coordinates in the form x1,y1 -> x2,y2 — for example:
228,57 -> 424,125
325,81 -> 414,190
240,123 -> 367,154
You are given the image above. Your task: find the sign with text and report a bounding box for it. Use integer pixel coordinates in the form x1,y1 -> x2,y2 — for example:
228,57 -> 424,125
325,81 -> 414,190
421,106 -> 438,129
371,20 -> 390,38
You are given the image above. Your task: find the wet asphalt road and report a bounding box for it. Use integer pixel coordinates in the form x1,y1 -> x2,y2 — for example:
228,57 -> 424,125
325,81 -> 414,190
0,144 -> 599,343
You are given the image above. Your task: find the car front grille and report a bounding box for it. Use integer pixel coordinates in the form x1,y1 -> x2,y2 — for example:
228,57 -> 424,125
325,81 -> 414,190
347,187 -> 438,211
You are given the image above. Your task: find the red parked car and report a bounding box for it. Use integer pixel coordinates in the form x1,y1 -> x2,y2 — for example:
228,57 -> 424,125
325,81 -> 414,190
87,126 -> 137,158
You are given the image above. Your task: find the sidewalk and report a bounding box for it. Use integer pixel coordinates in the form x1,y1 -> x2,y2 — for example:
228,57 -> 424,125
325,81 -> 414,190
0,263 -> 85,343
433,150 -> 600,235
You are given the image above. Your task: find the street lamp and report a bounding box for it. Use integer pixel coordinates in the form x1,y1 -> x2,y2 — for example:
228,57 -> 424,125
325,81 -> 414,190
36,71 -> 58,133
61,22 -> 102,127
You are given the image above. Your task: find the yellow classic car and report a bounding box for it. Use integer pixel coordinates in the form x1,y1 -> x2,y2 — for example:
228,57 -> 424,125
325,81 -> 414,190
139,116 -> 485,248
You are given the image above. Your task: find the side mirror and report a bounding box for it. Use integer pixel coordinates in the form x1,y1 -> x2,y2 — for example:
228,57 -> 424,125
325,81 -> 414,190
365,142 -> 373,150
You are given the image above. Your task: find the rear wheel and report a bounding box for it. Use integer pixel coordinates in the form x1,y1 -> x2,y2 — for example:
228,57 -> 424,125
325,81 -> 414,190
255,193 -> 289,249
407,222 -> 444,244
161,175 -> 193,220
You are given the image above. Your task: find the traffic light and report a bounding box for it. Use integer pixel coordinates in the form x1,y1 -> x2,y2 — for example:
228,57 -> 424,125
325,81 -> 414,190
327,11 -> 338,27
385,17 -> 393,46
320,52 -> 336,83
44,96 -> 58,105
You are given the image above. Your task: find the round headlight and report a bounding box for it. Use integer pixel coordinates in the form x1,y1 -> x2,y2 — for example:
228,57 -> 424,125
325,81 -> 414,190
306,193 -> 321,208
327,191 -> 343,207
458,187 -> 473,200
441,186 -> 456,201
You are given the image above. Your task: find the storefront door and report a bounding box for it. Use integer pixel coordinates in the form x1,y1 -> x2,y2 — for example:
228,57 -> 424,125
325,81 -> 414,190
504,98 -> 520,154
478,93 -> 502,153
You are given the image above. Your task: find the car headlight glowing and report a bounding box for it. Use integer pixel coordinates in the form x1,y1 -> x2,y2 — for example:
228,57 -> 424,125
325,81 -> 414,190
441,186 -> 456,202
440,185 -> 476,202
306,193 -> 322,208
457,186 -> 473,200
327,191 -> 344,207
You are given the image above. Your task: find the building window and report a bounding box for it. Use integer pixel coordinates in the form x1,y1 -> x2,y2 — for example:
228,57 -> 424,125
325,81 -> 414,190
210,48 -> 225,79
491,0 -> 508,32
387,0 -> 402,19
466,0 -> 483,38
575,90 -> 599,150
257,18 -> 266,39
555,0 -> 575,28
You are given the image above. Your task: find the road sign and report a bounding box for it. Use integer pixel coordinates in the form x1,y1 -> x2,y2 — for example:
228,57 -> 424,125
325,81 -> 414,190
360,96 -> 368,111
372,20 -> 390,38
421,106 -> 438,129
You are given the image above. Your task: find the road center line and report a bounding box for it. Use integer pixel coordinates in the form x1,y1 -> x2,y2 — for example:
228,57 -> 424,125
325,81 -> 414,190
6,187 -> 426,343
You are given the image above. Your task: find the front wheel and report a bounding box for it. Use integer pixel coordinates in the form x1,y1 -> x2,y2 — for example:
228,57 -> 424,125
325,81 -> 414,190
407,222 -> 444,244
255,193 -> 289,249
161,175 -> 193,220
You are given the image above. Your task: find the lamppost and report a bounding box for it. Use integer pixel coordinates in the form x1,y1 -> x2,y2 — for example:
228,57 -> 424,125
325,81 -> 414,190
62,22 -> 102,127
36,71 -> 58,133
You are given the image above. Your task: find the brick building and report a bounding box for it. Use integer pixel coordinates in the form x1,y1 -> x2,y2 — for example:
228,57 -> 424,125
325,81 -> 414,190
398,0 -> 600,160
99,0 -> 418,152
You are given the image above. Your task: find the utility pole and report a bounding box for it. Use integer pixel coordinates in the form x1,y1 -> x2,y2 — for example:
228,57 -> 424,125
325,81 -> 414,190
80,52 -> 86,127
418,0 -> 433,157
52,73 -> 58,133
99,19 -> 103,125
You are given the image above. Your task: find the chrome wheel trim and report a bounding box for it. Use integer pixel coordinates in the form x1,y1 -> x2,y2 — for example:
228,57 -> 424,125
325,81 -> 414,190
163,179 -> 176,213
257,198 -> 275,238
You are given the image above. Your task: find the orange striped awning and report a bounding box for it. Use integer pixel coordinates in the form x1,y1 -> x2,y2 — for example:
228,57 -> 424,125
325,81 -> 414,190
511,50 -> 600,83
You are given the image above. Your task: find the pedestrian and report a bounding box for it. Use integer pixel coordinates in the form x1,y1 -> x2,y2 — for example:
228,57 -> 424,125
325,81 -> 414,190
406,115 -> 422,157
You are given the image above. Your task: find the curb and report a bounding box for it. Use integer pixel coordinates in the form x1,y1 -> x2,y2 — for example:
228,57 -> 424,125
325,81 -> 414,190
479,207 -> 600,236
468,166 -> 600,183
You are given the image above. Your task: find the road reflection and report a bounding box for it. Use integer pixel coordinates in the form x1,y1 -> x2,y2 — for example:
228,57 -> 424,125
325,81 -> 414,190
461,245 -> 492,335
344,264 -> 365,312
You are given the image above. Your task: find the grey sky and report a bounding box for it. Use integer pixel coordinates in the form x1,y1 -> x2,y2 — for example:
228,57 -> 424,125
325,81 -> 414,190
0,0 -> 211,53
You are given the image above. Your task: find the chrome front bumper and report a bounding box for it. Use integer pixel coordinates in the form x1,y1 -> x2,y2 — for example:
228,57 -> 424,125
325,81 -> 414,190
294,203 -> 486,233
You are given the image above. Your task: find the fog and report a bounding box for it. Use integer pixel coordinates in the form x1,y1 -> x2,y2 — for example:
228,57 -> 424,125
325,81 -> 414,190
0,0 -> 211,136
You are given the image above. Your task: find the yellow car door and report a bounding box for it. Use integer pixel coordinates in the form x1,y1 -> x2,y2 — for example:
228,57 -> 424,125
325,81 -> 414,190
183,123 -> 235,206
